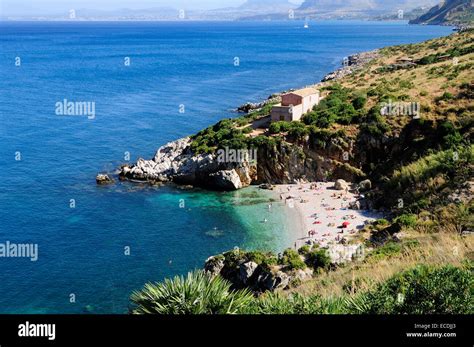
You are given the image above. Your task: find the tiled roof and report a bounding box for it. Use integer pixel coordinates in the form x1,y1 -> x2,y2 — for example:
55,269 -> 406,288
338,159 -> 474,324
287,87 -> 319,97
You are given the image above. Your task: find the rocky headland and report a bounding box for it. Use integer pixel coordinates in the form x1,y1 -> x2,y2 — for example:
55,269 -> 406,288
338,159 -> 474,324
322,50 -> 380,82
118,137 -> 257,190
115,50 -> 380,191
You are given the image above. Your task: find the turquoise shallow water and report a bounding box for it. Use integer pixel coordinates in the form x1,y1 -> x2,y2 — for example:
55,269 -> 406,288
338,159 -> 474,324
0,21 -> 452,313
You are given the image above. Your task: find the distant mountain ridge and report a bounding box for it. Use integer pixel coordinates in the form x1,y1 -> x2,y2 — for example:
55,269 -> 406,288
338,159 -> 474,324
239,0 -> 295,11
409,0 -> 474,25
238,0 -> 440,20
8,0 -> 469,23
298,0 -> 438,13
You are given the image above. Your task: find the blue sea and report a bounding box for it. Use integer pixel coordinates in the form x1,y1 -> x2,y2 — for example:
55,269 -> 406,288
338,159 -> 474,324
0,21 -> 451,313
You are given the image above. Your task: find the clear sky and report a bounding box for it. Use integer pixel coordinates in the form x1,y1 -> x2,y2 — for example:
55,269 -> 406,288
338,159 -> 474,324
1,0 -> 305,15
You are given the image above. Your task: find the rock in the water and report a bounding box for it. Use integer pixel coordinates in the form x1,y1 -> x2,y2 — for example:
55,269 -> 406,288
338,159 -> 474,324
259,183 -> 274,190
334,179 -> 349,191
119,137 -> 257,191
96,174 -> 114,185
239,261 -> 259,285
208,169 -> 243,190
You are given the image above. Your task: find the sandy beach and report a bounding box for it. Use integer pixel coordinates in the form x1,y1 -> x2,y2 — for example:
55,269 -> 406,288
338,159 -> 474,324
275,182 -> 384,249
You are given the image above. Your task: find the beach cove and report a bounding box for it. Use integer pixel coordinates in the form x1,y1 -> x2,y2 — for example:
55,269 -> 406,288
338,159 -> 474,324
0,21 -> 453,313
275,182 -> 385,255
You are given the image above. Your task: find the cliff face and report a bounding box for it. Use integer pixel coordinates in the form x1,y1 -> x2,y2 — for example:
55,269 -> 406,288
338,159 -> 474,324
409,0 -> 474,25
255,139 -> 364,185
120,135 -> 365,191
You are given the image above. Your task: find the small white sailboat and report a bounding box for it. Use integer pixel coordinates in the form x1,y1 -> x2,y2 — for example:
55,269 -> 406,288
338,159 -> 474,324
304,17 -> 309,29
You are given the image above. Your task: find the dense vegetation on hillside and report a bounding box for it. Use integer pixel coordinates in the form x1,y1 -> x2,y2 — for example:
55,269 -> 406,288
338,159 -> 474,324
131,31 -> 474,314
131,264 -> 473,314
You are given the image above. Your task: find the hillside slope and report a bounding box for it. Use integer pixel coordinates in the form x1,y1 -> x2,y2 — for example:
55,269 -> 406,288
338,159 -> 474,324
298,0 -> 437,14
410,0 -> 474,25
127,31 -> 474,315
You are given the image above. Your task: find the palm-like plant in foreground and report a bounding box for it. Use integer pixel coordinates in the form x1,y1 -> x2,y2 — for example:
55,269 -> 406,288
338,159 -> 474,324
130,270 -> 254,314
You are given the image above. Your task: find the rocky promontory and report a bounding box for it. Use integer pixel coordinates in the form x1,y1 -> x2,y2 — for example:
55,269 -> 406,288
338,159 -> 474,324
113,47 -> 384,191
118,133 -> 366,191
119,137 -> 257,190
236,92 -> 282,113
203,242 -> 366,294
322,50 -> 379,82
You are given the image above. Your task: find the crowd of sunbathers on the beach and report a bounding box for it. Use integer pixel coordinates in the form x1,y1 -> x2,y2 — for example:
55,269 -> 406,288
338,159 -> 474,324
274,182 -> 375,248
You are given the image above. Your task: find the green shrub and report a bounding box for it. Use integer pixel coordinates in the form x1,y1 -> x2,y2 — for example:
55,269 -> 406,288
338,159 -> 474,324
306,249 -> 331,271
280,249 -> 306,270
242,126 -> 253,134
303,84 -> 358,127
269,121 -> 291,134
390,145 -> 473,188
394,214 -> 418,228
246,250 -> 277,268
222,249 -> 246,270
130,270 -> 253,314
287,122 -> 310,139
130,265 -> 473,315
190,118 -> 253,154
399,79 -> 414,89
437,121 -> 463,149
357,265 -> 474,314
373,219 -> 390,227
245,292 -> 347,314
249,135 -> 279,149
342,278 -> 365,294
436,92 -> 454,102
298,245 -> 311,255
360,106 -> 391,136
352,95 -> 367,110
368,242 -> 402,261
